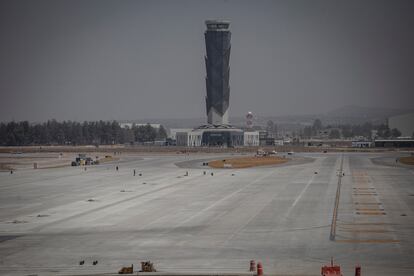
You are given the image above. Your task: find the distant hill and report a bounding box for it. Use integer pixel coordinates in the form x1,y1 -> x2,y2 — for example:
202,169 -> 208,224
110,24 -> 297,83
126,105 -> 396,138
321,105 -> 414,125
325,105 -> 411,119
120,106 -> 414,130
253,106 -> 414,126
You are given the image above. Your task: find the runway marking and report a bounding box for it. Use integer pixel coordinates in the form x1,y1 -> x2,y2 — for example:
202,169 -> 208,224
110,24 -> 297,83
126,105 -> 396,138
355,211 -> 386,215
291,174 -> 316,209
162,169 -> 278,233
242,224 -> 330,234
283,167 -> 321,219
354,202 -> 382,205
335,239 -> 400,244
340,229 -> 392,233
330,154 -> 343,240
30,171 -> 210,232
339,222 -> 395,226
337,166 -> 402,245
219,192 -> 277,245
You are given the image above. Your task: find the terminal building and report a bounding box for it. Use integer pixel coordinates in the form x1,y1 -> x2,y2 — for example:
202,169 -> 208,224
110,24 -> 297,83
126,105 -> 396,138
244,131 -> 260,146
374,139 -> 414,148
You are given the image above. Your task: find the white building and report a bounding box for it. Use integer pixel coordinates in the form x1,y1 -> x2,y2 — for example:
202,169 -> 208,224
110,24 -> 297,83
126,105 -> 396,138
274,139 -> 284,146
176,132 -> 188,146
176,131 -> 202,147
352,141 -> 373,148
244,131 -> 260,146
169,128 -> 193,140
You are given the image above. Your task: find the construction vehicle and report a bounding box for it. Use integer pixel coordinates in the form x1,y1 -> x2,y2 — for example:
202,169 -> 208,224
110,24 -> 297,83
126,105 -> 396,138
118,264 -> 133,274
256,149 -> 267,157
140,261 -> 156,272
71,154 -> 98,166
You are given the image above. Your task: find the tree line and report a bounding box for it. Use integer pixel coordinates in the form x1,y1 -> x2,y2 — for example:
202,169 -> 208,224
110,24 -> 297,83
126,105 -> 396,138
0,120 -> 167,146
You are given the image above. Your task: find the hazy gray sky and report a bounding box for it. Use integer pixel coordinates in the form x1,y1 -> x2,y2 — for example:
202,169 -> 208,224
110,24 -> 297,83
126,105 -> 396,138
0,0 -> 413,122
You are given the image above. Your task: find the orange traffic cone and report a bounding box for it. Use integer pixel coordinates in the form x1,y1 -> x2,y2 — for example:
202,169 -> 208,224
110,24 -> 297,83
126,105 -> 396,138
257,262 -> 263,276
355,265 -> 361,276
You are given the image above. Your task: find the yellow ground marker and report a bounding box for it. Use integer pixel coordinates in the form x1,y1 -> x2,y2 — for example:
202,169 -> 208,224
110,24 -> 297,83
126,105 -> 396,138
339,222 -> 393,225
335,239 -> 400,244
356,211 -> 386,215
338,229 -> 391,233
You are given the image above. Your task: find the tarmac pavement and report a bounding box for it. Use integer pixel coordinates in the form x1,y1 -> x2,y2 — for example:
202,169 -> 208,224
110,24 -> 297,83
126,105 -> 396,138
0,152 -> 413,275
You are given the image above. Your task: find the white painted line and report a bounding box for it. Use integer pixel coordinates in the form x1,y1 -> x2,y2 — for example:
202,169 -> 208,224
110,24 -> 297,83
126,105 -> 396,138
164,169 -> 278,232
284,174 -> 315,218
291,174 -> 315,209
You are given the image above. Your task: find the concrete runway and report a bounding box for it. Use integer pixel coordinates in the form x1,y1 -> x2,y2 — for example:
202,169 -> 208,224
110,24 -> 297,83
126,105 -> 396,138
0,152 -> 413,275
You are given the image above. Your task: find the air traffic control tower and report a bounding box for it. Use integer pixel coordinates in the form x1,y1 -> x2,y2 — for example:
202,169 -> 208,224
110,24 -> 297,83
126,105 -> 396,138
204,20 -> 231,125
178,20 -> 243,147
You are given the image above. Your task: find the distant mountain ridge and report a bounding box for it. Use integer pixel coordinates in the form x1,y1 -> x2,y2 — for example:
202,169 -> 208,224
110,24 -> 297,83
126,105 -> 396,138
248,106 -> 414,127
325,105 -> 412,119
120,106 -> 414,129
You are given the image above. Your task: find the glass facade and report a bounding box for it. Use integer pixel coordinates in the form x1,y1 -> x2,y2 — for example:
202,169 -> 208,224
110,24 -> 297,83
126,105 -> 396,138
204,20 -> 231,125
201,130 -> 243,147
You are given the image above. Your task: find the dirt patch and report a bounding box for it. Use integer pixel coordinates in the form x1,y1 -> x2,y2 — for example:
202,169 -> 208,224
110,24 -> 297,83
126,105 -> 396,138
208,156 -> 288,168
0,162 -> 14,171
98,156 -> 119,163
399,156 -> 414,165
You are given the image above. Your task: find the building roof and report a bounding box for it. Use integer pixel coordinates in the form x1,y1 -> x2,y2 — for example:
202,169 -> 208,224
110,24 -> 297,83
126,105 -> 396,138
196,124 -> 236,129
